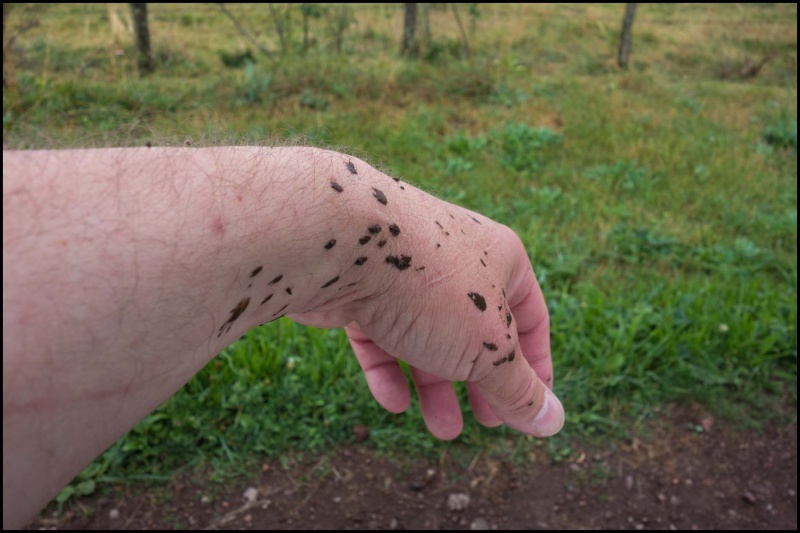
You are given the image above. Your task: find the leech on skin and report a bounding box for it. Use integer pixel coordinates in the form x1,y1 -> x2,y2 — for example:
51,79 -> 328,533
272,304 -> 289,317
506,333 -> 512,339
468,292 -> 487,311
480,259 -> 486,267
268,275 -> 283,285
338,282 -> 358,291
218,297 -> 251,337
392,177 -> 400,182
355,257 -> 368,265
415,266 -> 425,271
321,276 -> 340,288
377,239 -> 387,248
389,224 -> 400,236
325,239 -> 336,250
250,266 -> 263,278
261,294 -> 273,305
331,181 -> 344,192
368,224 -> 382,234
435,221 -> 443,229
507,350 -> 516,362
471,216 -> 482,224
346,160 -> 357,174
359,235 -> 372,245
385,254 -> 412,271
445,231 -> 450,236
286,288 -> 293,295
483,342 -> 498,351
493,356 -> 508,366
506,311 -> 512,327
372,188 -> 388,205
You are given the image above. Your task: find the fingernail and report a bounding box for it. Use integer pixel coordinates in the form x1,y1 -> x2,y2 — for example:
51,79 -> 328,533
532,389 -> 565,437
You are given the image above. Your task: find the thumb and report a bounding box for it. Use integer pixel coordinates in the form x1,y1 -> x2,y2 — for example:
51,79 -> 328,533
472,355 -> 565,437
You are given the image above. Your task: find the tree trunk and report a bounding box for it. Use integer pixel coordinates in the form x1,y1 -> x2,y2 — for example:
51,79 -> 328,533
617,3 -> 637,69
130,3 -> 153,75
401,3 -> 417,57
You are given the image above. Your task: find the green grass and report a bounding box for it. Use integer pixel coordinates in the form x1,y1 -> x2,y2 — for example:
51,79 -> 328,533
3,2 -> 796,506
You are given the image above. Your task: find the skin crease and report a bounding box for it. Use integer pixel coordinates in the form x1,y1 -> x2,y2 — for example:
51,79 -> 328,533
2,146 -> 564,528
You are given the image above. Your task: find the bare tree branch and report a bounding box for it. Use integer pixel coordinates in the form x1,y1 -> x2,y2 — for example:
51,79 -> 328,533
215,3 -> 277,63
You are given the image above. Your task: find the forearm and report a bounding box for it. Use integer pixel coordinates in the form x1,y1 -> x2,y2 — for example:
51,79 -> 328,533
2,146 -> 393,527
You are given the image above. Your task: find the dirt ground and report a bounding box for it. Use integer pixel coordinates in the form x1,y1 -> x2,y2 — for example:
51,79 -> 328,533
27,404 -> 796,530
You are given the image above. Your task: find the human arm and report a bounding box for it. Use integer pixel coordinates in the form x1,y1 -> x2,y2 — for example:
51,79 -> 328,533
2,146 -> 563,528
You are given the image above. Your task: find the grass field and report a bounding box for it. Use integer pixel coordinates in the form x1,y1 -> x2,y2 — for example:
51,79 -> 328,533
3,3 -> 796,505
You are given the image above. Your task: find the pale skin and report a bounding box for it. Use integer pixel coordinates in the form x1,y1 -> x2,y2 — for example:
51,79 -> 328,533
2,146 -> 565,528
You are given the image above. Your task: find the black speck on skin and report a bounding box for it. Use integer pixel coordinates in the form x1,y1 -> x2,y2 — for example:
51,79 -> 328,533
250,266 -> 263,278
268,275 -> 283,286
389,224 -> 401,236
507,350 -> 516,362
484,251 -> 488,256
346,160 -> 357,174
325,239 -> 336,250
359,235 -> 372,245
338,282 -> 358,291
261,294 -> 273,305
436,243 -> 441,248
377,239 -> 387,248
506,333 -> 512,339
468,292 -> 487,311
435,221 -> 443,229
493,356 -> 508,367
392,177 -> 400,182
286,287 -> 293,295
502,288 -> 506,298
471,216 -> 482,225
498,305 -> 503,311
415,266 -> 425,271
355,256 -> 368,266
368,224 -> 382,234
527,401 -> 534,407
445,231 -> 450,236
385,254 -> 412,271
449,213 -> 455,219
506,311 -> 512,327
272,303 -> 289,317
480,259 -> 486,267
321,276 -> 340,288
145,140 -> 152,148
400,186 -> 405,190
483,342 -> 498,351
460,228 -> 465,235
372,188 -> 388,205
331,181 -> 344,193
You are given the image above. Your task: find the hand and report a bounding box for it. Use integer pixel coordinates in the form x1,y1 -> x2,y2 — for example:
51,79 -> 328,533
291,185 -> 564,440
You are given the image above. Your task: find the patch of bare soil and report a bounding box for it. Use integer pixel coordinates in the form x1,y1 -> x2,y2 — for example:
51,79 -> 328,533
27,404 -> 796,530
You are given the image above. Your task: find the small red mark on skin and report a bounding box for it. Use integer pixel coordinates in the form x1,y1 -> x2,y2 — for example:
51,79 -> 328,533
211,217 -> 225,237
236,194 -> 243,202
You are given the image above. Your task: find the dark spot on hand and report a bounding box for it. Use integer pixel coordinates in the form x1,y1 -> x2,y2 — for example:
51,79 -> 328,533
471,216 -> 482,225
386,254 -> 412,271
435,221 -> 443,229
493,356 -> 508,366
392,177 -> 400,182
445,231 -> 450,236
321,276 -> 340,288
268,275 -> 283,285
400,186 -> 405,190
272,303 -> 289,317
389,224 -> 400,236
480,259 -> 486,267
261,294 -> 273,305
527,401 -> 534,407
377,239 -> 387,248
145,140 -> 152,148
355,256 -> 368,265
483,342 -> 498,351
436,243 -> 441,248
331,181 -> 344,192
507,350 -> 515,362
368,224 -> 382,234
325,239 -> 336,250
250,266 -> 263,278
217,297 -> 251,337
346,160 -> 357,174
286,287 -> 293,295
506,311 -> 512,327
506,333 -> 511,339
415,266 -> 425,271
468,292 -> 487,311
372,188 -> 388,205
359,235 -> 372,245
